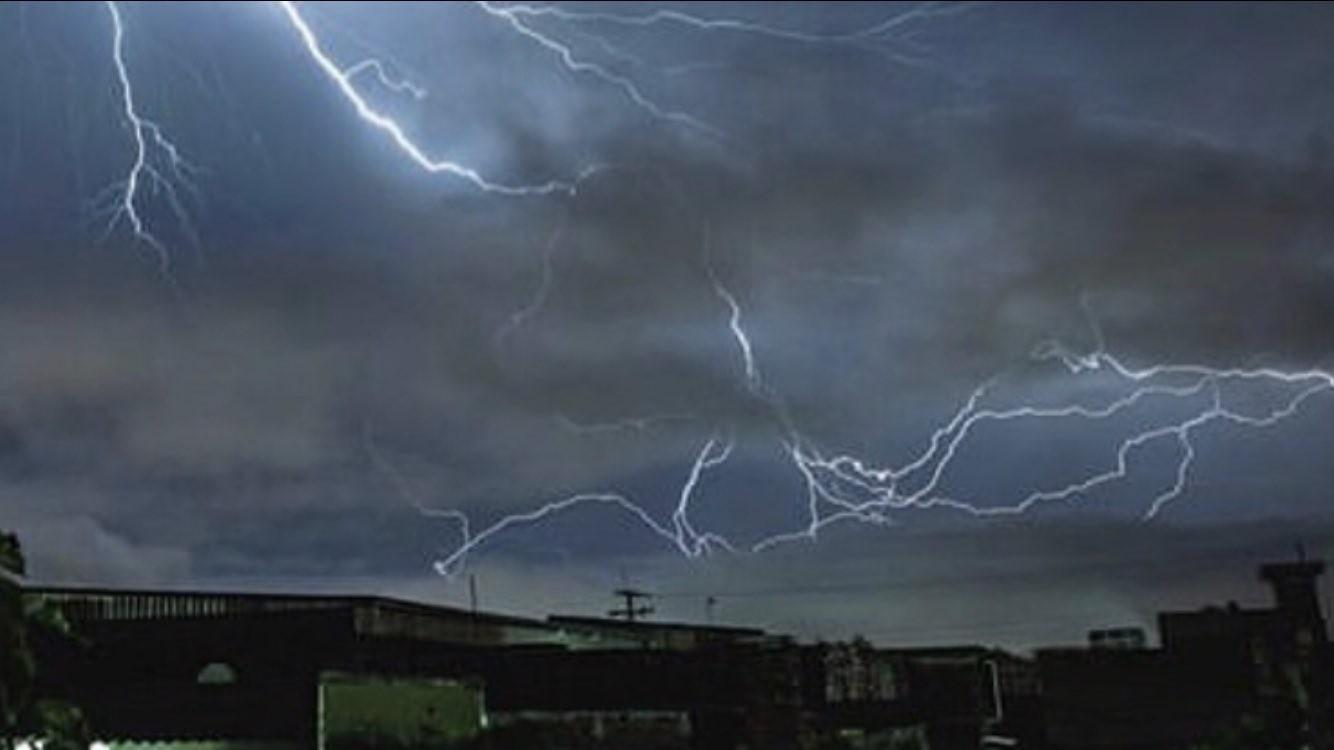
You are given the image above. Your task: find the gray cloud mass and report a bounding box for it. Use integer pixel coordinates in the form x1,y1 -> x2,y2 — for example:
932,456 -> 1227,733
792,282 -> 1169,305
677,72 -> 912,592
1,1 -> 1333,646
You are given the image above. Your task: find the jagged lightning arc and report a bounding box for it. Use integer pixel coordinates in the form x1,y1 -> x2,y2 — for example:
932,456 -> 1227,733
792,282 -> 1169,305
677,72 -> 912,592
274,1 -> 584,196
415,222 -> 1334,566
704,227 -> 761,393
773,353 -> 1334,545
100,0 -> 200,278
473,1 -> 719,137
431,433 -> 738,574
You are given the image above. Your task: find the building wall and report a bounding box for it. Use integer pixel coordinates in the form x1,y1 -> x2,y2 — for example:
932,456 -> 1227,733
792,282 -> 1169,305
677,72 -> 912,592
1039,648 -> 1256,749
318,673 -> 484,749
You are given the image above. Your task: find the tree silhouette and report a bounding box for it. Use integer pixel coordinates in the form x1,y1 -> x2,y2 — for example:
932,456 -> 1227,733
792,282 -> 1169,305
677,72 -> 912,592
0,531 -> 88,750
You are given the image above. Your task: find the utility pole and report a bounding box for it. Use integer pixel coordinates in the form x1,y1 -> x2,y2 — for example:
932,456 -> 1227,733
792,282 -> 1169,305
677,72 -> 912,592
468,574 -> 479,643
609,588 -> 654,623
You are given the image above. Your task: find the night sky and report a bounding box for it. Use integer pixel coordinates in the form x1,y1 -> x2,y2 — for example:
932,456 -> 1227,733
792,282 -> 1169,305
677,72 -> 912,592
3,1 -> 1334,649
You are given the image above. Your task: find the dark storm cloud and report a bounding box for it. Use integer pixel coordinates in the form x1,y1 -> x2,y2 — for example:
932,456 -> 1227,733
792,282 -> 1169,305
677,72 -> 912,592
3,2 -> 1334,644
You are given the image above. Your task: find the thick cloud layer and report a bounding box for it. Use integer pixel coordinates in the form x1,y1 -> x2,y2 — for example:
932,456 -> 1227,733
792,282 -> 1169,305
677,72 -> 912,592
1,2 -> 1333,646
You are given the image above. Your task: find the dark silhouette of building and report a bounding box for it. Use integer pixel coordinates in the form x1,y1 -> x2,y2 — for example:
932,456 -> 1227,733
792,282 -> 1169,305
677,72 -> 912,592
28,587 -> 554,747
801,642 -> 1042,749
545,614 -> 774,652
1159,559 -> 1327,660
22,585 -> 1047,749
23,587 -> 813,749
1039,645 -> 1256,749
1087,626 -> 1147,651
1040,555 -> 1334,750
57,567 -> 1334,750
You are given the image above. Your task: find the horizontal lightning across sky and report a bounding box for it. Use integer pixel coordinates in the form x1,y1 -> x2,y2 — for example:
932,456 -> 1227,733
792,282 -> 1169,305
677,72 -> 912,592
431,264 -> 1334,569
78,2 -> 1334,574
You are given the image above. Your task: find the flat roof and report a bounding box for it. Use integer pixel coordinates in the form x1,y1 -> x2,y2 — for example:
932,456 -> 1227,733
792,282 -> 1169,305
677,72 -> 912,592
25,584 -> 549,630
547,614 -> 766,637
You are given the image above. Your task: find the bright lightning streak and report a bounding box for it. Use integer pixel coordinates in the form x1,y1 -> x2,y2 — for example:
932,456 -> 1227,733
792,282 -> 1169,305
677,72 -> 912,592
435,433 -> 738,574
702,225 -> 760,392
493,1 -> 984,79
100,0 -> 199,278
777,352 -> 1334,543
672,434 -> 737,556
104,0 -> 157,257
277,0 -> 582,196
473,1 -> 720,138
497,1 -> 979,46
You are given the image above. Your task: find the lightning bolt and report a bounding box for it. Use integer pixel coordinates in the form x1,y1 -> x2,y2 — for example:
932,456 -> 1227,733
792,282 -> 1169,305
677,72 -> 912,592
434,432 -> 738,574
703,226 -> 761,393
275,1 -> 585,196
99,0 -> 200,279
